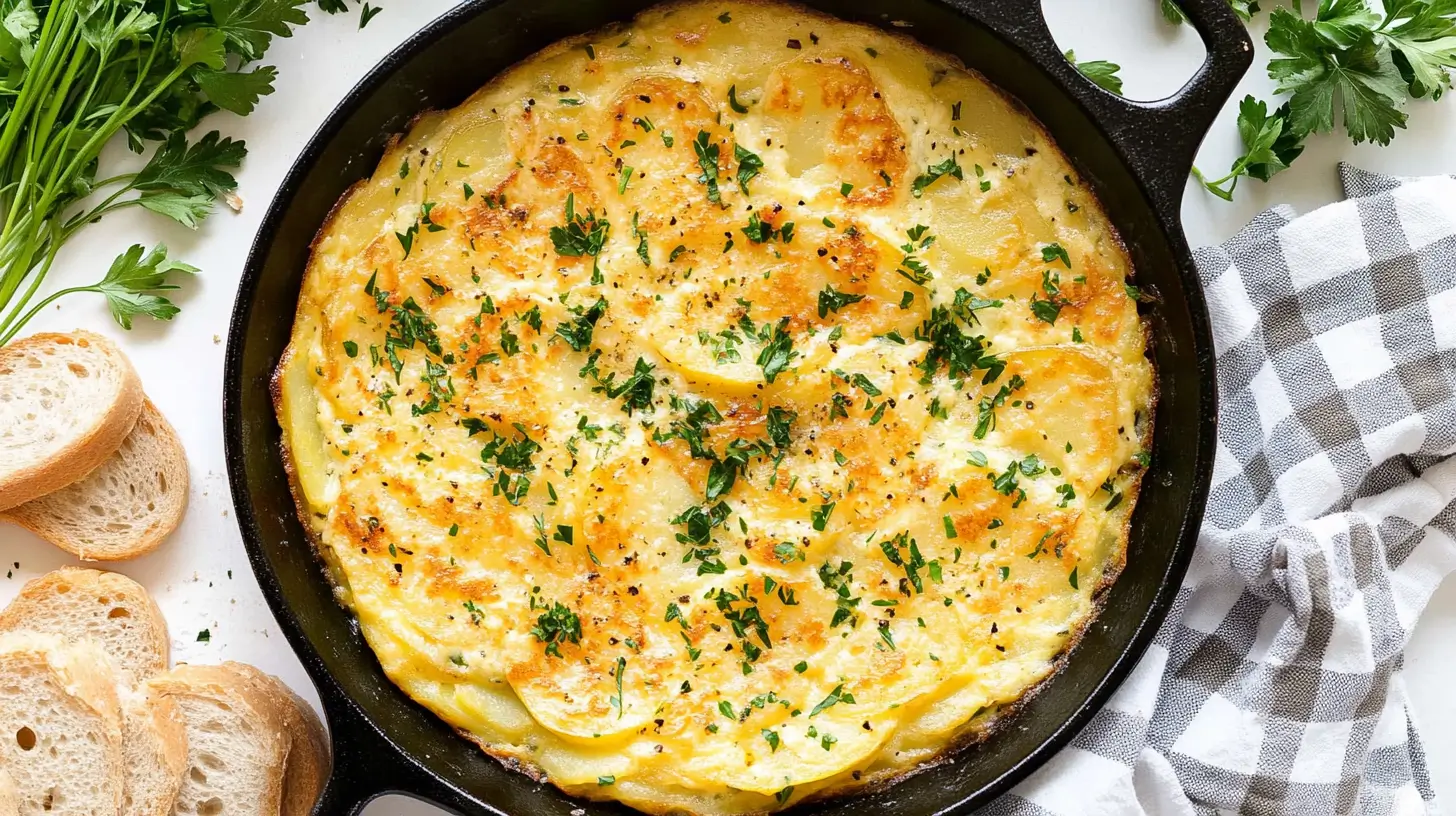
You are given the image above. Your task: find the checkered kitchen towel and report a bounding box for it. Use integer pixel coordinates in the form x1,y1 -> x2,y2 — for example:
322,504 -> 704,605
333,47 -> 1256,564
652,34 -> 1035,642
987,166 -> 1456,816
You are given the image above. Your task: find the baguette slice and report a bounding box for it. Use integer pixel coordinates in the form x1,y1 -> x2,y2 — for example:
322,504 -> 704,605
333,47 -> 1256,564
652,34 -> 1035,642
148,664 -> 290,816
0,631 -> 125,816
120,686 -> 188,816
227,664 -> 330,815
2,400 -> 188,560
0,767 -> 17,816
0,567 -> 169,685
0,331 -> 143,512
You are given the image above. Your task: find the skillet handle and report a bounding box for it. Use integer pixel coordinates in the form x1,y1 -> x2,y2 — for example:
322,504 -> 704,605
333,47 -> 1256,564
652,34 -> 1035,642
973,0 -> 1254,215
309,697 -> 472,816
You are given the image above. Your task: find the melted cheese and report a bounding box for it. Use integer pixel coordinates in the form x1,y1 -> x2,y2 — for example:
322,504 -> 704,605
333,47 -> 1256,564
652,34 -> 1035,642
277,2 -> 1154,813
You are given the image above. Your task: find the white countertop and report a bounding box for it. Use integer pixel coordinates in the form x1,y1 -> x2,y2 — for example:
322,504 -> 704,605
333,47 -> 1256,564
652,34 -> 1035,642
1,2 -> 1452,813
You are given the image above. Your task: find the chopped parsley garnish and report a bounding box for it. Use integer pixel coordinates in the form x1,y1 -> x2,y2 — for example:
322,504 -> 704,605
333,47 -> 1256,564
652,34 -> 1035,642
480,423 -> 542,472
817,284 -> 865,318
879,531 -> 940,595
530,600 -> 582,658
766,405 -> 796,448
590,356 -> 657,415
554,296 -> 608,352
811,501 -> 836,532
911,154 -> 964,197
728,84 -> 749,113
975,374 -> 1026,439
809,683 -> 856,717
896,225 -> 937,287
762,728 -> 781,752
742,211 -> 793,243
915,296 -> 1003,384
734,143 -> 764,194
372,285 -> 443,383
395,222 -> 418,259
1056,483 -> 1076,507
672,502 -> 732,575
693,130 -> 722,203
755,317 -> 797,383
1041,242 -> 1072,268
818,560 -> 861,628
709,584 -> 773,672
609,656 -> 627,719
1029,294 -> 1063,324
549,192 -> 610,281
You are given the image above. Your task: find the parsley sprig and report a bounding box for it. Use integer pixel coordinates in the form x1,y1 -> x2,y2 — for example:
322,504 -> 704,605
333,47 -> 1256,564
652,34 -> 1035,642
1192,1 -> 1456,200
0,0 -> 311,344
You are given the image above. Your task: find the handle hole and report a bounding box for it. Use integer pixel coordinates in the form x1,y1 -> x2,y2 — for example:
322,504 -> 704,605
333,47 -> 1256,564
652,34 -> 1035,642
1043,0 -> 1208,103
361,794 -> 450,815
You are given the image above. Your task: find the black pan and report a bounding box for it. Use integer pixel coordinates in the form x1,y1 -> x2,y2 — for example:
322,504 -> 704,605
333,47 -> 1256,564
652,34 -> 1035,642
224,2 -> 1251,813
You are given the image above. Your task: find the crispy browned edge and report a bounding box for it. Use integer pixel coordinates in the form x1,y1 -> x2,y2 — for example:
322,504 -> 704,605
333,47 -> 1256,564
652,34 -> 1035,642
265,1 -> 1161,812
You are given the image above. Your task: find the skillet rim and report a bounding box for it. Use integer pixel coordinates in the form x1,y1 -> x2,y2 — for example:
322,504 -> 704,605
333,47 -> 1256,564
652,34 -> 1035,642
222,0 -> 1230,812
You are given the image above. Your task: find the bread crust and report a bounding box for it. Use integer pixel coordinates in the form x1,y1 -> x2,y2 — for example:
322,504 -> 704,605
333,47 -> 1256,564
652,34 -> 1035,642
0,330 -> 143,512
225,663 -> 332,816
1,400 -> 189,560
0,567 -> 170,684
149,663 -> 291,816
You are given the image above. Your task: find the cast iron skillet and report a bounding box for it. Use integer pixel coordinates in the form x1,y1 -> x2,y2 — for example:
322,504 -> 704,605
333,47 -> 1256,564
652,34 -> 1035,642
224,2 -> 1251,813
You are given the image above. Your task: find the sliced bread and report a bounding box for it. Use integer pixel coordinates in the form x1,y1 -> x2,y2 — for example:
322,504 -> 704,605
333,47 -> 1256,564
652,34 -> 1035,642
227,664 -> 330,815
0,767 -> 18,816
148,664 -> 290,816
0,631 -> 125,816
0,567 -> 169,685
0,331 -> 143,512
120,686 -> 188,816
2,399 -> 188,560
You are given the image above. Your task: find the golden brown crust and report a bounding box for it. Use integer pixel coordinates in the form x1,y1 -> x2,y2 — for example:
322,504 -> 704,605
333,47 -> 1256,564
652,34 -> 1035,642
0,330 -> 143,512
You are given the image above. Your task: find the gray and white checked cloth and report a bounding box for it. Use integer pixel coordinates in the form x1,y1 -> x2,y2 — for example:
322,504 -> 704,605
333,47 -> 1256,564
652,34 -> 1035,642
988,166 -> 1456,816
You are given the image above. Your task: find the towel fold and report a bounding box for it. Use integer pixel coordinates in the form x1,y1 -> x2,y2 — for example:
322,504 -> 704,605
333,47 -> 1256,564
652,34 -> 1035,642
990,166 -> 1456,816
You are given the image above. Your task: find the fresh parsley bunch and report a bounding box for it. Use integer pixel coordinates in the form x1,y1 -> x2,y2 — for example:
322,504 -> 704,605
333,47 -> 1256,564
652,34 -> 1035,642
0,0 -> 318,345
1194,0 -> 1456,200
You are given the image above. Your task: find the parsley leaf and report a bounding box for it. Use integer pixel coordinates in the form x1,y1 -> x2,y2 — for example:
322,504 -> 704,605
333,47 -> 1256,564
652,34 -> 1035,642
209,0 -> 311,62
195,66 -> 278,115
910,154 -> 964,197
755,318 -> 797,383
817,284 -> 866,318
693,130 -> 722,203
1194,96 -> 1307,200
1267,5 -> 1408,145
1065,50 -> 1124,95
554,296 -> 608,352
734,143 -> 764,194
85,244 -> 198,330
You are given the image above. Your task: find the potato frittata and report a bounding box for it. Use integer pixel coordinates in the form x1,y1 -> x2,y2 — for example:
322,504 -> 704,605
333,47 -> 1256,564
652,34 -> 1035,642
276,2 -> 1155,813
